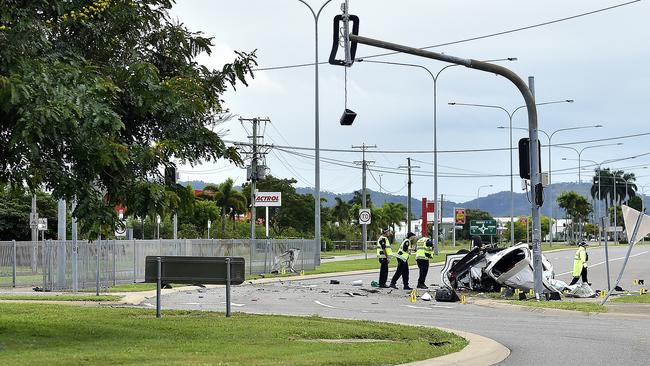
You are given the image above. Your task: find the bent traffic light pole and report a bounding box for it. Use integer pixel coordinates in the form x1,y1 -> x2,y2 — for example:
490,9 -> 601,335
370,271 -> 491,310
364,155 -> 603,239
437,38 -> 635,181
348,33 -> 544,298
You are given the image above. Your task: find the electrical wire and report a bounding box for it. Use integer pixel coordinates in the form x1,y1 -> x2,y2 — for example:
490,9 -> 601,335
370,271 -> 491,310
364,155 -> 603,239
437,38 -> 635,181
226,130 -> 650,155
368,168 -> 407,194
252,0 -> 640,72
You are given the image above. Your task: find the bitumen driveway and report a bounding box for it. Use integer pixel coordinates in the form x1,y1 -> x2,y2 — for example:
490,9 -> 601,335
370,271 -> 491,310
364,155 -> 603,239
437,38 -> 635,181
147,245 -> 650,366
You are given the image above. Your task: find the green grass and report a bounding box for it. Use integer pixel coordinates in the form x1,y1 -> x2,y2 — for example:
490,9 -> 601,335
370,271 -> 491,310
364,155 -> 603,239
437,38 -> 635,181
506,300 -> 607,313
0,303 -> 466,366
611,294 -> 650,303
0,294 -> 121,302
321,249 -> 364,257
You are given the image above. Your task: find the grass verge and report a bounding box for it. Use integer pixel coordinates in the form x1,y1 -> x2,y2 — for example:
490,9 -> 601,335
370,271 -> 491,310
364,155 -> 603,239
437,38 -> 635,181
611,294 -> 650,303
0,294 -> 121,302
506,299 -> 607,313
0,303 -> 466,366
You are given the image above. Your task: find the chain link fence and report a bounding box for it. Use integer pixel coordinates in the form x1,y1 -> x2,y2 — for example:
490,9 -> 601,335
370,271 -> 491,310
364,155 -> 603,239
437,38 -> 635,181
0,238 -> 316,291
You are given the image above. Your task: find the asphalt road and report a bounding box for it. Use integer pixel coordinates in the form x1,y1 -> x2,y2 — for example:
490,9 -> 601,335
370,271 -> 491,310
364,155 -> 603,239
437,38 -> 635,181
149,244 -> 650,365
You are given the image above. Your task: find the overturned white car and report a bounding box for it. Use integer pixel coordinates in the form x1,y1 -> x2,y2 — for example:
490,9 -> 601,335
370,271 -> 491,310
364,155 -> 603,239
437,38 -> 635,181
441,243 -> 562,294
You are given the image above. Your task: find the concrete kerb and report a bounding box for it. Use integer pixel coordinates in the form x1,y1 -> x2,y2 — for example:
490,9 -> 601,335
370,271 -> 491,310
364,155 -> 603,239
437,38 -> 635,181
399,326 -> 510,366
239,311 -> 510,366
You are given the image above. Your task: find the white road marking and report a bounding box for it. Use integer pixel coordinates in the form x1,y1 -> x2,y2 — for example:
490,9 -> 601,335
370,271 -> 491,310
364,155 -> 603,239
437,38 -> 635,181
403,304 -> 453,310
557,251 -> 649,276
314,300 -> 336,309
220,301 -> 245,307
184,302 -> 201,305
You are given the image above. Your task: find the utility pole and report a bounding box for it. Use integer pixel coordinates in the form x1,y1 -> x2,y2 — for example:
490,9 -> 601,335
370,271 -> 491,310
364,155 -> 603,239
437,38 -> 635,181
399,157 -> 420,234
238,117 -> 271,242
353,144 -> 376,259
528,75 -> 543,299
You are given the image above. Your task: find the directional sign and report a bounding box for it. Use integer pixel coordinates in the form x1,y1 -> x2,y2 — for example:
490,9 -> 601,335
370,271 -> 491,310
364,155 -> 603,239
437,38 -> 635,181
470,219 -> 497,236
358,209 -> 371,225
37,218 -> 48,231
454,208 -> 466,225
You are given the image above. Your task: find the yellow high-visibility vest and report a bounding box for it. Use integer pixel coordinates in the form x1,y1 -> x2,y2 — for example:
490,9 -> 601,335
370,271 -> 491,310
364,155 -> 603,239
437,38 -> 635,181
376,235 -> 393,258
415,237 -> 433,260
395,238 -> 411,261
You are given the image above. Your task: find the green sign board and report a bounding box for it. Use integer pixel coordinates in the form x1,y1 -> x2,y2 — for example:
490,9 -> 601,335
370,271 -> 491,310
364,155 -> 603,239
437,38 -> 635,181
470,219 -> 497,236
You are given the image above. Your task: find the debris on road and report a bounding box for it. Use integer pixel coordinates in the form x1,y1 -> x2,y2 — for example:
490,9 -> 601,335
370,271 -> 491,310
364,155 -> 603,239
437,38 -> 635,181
330,280 -> 340,285
371,281 -> 379,288
360,288 -> 379,294
421,292 -> 432,301
351,280 -> 363,286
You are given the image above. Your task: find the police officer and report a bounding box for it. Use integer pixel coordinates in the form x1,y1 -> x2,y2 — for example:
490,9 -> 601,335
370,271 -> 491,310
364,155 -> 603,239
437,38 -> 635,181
389,232 -> 415,290
415,235 -> 434,289
376,228 -> 392,288
569,241 -> 590,285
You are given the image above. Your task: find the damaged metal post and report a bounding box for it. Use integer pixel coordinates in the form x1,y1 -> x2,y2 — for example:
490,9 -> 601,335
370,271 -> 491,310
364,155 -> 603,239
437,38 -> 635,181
348,33 -> 542,296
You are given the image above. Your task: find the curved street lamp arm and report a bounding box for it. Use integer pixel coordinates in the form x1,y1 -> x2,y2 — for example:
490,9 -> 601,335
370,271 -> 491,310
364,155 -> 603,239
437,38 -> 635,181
297,0 -> 316,19
549,125 -> 601,140
448,102 -> 511,118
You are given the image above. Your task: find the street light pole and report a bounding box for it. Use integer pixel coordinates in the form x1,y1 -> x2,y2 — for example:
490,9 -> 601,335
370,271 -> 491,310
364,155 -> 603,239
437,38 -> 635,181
451,99 -> 573,247
476,184 -> 493,211
298,0 -> 333,266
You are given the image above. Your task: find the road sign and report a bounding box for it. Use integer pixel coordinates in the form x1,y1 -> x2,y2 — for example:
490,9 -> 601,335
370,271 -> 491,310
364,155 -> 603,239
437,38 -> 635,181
454,208 -> 466,225
470,219 -> 497,236
115,220 -> 127,237
255,192 -> 282,207
606,226 -> 624,232
37,218 -> 48,231
358,209 -> 371,225
30,212 -> 39,228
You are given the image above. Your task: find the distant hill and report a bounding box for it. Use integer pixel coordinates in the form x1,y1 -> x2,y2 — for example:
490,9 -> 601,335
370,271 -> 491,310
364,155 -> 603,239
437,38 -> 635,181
182,180 -> 648,218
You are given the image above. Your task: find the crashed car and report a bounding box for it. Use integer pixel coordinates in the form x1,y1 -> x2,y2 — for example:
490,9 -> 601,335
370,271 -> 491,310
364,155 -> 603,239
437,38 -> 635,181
441,242 -> 561,294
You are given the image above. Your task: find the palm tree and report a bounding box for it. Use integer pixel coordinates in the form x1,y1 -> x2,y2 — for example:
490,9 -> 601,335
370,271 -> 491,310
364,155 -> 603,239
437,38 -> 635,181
348,190 -> 372,207
203,179 -> 247,237
382,202 -> 406,233
332,197 -> 352,224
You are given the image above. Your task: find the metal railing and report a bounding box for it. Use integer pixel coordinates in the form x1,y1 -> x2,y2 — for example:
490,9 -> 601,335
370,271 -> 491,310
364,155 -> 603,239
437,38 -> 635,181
0,238 -> 316,291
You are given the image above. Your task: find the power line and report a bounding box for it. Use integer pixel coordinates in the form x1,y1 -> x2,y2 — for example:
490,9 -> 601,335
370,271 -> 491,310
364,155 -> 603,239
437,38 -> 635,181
225,130 -> 650,155
252,0 -> 640,72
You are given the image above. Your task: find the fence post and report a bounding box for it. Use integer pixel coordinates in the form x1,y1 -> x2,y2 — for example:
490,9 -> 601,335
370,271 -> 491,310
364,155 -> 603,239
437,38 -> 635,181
12,240 -> 16,288
133,240 -> 137,283
49,240 -> 54,291
95,239 -> 100,296
112,239 -> 116,286
249,239 -> 253,276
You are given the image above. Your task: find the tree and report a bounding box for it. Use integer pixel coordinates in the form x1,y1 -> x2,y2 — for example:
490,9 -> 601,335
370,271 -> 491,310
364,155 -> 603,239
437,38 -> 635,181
203,179 -> 246,237
332,197 -> 352,224
0,1 -> 256,238
382,202 -> 406,233
557,191 -> 592,243
349,190 -> 372,207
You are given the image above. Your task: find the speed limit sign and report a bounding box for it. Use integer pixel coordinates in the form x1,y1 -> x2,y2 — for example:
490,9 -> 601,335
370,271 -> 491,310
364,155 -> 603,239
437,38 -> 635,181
358,209 -> 372,225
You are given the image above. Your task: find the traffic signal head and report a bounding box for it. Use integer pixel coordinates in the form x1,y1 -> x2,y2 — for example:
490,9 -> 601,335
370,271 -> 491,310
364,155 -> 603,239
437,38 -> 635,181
340,108 -> 357,126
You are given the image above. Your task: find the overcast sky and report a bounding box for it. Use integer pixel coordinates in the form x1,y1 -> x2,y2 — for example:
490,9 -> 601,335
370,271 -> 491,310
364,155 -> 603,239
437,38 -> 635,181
169,0 -> 650,203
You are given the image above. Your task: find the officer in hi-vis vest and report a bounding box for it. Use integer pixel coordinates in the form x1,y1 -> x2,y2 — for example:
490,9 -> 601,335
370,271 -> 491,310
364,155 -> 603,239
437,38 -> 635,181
376,228 -> 393,288
415,235 -> 434,289
389,232 -> 415,290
